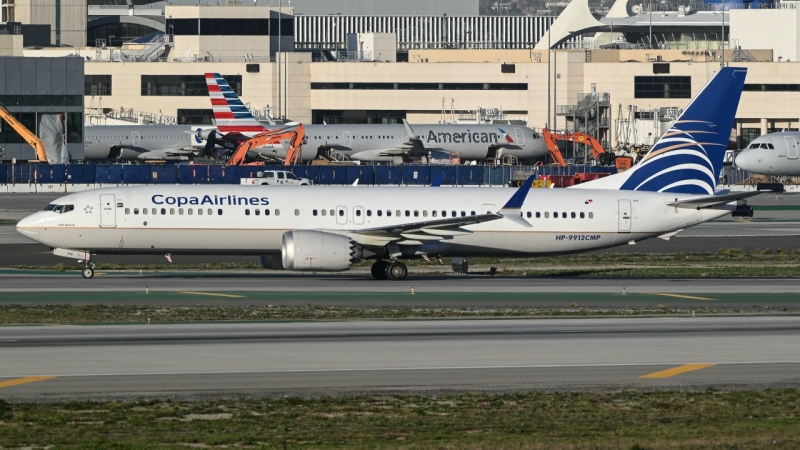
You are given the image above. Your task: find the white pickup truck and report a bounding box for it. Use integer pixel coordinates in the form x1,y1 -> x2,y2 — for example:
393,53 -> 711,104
240,170 -> 312,186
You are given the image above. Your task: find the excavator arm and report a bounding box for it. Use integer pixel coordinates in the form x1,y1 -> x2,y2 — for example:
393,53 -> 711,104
225,124 -> 305,166
0,104 -> 50,163
542,128 -> 610,167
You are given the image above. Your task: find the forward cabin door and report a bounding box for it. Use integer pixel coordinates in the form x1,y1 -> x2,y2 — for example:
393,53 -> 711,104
786,137 -> 798,159
514,128 -> 525,146
100,194 -> 116,228
618,199 -> 631,232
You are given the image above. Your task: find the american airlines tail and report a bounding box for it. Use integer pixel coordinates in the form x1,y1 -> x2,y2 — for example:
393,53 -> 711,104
579,67 -> 747,195
205,73 -> 266,133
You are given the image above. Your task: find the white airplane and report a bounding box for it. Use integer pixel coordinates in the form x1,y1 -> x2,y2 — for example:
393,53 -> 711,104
202,73 -> 548,163
83,124 -> 216,161
16,68 -> 776,280
734,131 -> 800,175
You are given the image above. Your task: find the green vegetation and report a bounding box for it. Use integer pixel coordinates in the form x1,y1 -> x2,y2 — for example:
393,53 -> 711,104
0,219 -> 18,226
1,290 -> 799,324
1,390 -> 799,449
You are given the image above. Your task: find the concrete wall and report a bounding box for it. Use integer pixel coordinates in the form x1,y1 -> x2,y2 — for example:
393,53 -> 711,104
731,8 -> 800,62
13,0 -> 86,47
0,34 -> 23,56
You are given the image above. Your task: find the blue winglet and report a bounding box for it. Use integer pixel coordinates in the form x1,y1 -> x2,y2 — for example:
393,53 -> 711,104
431,173 -> 443,187
503,175 -> 536,210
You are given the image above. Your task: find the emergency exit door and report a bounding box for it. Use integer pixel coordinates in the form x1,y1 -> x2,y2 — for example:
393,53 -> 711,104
786,137 -> 798,159
514,128 -> 526,146
100,194 -> 116,228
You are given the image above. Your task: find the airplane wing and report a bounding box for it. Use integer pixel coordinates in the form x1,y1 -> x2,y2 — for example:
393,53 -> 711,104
667,183 -> 784,209
329,175 -> 536,246
354,120 -> 428,157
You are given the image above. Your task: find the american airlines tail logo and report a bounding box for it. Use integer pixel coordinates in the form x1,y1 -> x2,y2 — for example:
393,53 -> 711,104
205,73 -> 265,133
620,120 -> 722,195
497,128 -> 515,143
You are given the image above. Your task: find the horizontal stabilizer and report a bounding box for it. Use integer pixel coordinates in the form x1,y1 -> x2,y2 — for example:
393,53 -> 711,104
667,184 -> 783,209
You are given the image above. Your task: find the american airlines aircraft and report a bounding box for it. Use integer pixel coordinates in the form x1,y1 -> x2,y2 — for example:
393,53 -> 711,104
17,68 -> 771,280
734,131 -> 800,175
203,73 -> 548,163
83,124 -> 214,161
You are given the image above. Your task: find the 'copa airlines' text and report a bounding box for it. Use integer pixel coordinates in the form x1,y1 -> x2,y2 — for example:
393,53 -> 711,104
151,195 -> 270,207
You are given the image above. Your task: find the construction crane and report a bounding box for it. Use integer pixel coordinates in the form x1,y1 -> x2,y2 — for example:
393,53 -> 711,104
542,128 -> 614,167
0,104 -> 50,163
225,124 -> 305,167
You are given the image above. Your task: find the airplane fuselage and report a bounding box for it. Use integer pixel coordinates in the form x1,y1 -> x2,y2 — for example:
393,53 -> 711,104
735,132 -> 800,175
83,125 -> 213,160
17,185 -> 731,259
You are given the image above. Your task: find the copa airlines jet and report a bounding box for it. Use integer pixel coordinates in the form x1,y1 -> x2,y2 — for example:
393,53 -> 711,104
17,68 -> 773,280
734,131 -> 800,175
203,73 -> 548,163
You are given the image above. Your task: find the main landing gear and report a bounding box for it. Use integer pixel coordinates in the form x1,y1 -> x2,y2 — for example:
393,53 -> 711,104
371,260 -> 407,281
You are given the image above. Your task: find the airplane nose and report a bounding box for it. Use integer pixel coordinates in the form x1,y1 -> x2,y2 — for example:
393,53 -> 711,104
734,150 -> 752,170
16,213 -> 40,243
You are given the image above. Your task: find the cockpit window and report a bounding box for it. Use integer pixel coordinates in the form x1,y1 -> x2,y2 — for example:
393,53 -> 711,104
748,143 -> 759,149
760,143 -> 769,149
768,143 -> 775,149
47,204 -> 74,214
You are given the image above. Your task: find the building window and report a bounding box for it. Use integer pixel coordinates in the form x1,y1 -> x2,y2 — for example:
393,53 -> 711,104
85,75 -> 111,96
166,18 -> 292,36
67,112 -> 82,144
312,109 -> 406,125
744,84 -> 800,92
310,82 -> 527,91
141,75 -> 242,96
177,109 -> 214,125
634,76 -> 690,99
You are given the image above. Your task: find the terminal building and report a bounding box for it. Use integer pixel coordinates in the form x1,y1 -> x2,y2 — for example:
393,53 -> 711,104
1,0 -> 800,162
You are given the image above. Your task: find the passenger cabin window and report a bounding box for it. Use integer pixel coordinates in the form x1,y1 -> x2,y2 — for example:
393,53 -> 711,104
526,212 -> 532,218
321,210 -> 326,216
367,210 -> 372,217
580,212 -> 585,219
396,210 -> 401,217
134,208 -> 139,215
245,209 -> 251,216
218,209 -> 223,215
179,208 -> 184,215
432,211 -> 437,217
313,209 -> 318,216
356,210 -> 362,217
143,208 -> 148,215
161,208 -> 166,215
471,211 -> 476,216
198,209 -> 203,215
562,212 -> 567,219
170,208 -> 175,215
377,210 -> 383,216
329,209 -> 334,216
338,209 -> 344,216
295,209 -> 300,216
589,212 -> 594,219
125,208 -> 130,215
151,208 -> 156,215
387,210 -> 392,217
188,209 -> 193,215
275,209 -> 280,216
536,212 -> 541,218
422,211 -> 427,217
571,212 -> 576,218
265,209 -> 270,216
255,209 -> 260,216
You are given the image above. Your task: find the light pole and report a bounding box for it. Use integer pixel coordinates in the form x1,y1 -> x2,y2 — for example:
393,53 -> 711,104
547,17 -> 551,130
721,4 -> 726,68
649,0 -> 652,48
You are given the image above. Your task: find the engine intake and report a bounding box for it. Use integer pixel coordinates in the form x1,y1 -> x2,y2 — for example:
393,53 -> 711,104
281,230 -> 363,271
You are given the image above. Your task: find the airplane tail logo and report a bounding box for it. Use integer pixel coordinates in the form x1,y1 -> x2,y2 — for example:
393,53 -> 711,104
205,73 -> 265,133
617,67 -> 747,195
497,127 -> 515,143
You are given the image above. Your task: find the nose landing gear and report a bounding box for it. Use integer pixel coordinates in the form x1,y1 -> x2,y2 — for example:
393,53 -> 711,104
82,262 -> 96,279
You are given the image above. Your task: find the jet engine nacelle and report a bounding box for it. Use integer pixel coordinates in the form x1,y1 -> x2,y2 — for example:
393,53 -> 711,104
281,230 -> 363,271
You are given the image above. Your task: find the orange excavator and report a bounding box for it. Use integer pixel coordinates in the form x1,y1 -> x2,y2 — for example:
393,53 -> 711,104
0,104 -> 50,163
542,128 -> 614,167
225,124 -> 305,166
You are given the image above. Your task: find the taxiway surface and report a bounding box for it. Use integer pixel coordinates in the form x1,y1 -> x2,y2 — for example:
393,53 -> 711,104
0,317 -> 798,400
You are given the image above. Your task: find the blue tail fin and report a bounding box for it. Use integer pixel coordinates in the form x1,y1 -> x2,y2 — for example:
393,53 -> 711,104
619,67 -> 747,194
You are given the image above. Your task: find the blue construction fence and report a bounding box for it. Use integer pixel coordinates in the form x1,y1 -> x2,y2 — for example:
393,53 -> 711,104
3,164 -> 619,186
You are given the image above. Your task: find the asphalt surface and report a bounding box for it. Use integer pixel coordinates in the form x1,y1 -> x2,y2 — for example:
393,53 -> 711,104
0,317 -> 798,400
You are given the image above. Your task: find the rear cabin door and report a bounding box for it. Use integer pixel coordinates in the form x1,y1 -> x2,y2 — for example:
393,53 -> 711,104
786,137 -> 798,159
131,132 -> 140,147
100,194 -> 116,228
514,128 -> 525,146
343,131 -> 352,147
618,199 -> 631,232
353,206 -> 365,225
336,206 -> 348,225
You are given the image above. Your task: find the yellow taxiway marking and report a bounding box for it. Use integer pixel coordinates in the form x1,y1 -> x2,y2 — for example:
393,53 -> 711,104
652,293 -> 716,301
180,291 -> 246,298
0,376 -> 58,389
640,364 -> 716,379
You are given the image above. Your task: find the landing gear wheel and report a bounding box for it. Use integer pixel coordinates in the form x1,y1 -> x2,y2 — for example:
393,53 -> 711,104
384,261 -> 408,281
82,267 -> 95,279
371,260 -> 389,280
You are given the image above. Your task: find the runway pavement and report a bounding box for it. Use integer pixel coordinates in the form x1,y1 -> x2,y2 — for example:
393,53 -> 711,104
0,316 -> 798,400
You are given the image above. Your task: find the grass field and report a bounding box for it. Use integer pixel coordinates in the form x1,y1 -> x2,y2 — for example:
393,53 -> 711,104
1,390 -> 799,449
